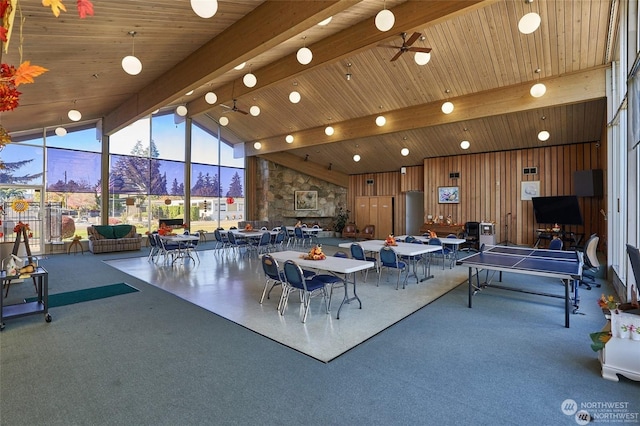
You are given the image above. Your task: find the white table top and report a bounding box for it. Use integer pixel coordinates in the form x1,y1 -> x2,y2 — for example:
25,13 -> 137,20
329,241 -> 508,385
338,240 -> 442,256
395,235 -> 467,245
159,234 -> 200,242
220,229 -> 279,237
300,227 -> 323,233
269,250 -> 374,274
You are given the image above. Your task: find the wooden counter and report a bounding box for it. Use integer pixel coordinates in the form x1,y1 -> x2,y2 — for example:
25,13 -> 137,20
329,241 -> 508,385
418,223 -> 465,237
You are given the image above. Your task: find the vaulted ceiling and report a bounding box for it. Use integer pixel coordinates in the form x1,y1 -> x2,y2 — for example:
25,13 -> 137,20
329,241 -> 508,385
2,0 -> 614,179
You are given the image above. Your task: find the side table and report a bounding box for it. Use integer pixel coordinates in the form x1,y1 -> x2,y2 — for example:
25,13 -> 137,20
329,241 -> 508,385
68,238 -> 84,255
598,311 -> 640,381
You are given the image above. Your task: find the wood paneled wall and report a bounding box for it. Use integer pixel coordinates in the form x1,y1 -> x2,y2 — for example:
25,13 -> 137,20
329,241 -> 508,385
347,142 -> 607,247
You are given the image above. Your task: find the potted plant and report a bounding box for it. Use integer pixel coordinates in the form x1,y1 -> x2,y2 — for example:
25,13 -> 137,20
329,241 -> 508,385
331,207 -> 350,238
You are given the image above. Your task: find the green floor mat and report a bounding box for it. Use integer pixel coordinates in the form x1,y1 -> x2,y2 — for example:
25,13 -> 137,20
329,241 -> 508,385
25,283 -> 139,308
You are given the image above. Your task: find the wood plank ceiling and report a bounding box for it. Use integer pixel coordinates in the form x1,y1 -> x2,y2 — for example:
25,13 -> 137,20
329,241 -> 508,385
2,0 -> 613,177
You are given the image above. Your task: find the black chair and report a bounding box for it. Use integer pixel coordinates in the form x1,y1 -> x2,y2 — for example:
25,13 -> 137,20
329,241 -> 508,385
461,221 -> 480,252
579,234 -> 601,290
626,244 -> 640,300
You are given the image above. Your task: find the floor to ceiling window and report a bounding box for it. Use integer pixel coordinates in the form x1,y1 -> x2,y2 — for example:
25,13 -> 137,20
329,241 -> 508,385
2,111 -> 245,254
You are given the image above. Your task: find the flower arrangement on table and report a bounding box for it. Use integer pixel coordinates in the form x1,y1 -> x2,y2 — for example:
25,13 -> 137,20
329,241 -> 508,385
301,245 -> 326,260
244,223 -> 253,231
597,294 -> 619,313
157,223 -> 175,236
384,234 -> 397,246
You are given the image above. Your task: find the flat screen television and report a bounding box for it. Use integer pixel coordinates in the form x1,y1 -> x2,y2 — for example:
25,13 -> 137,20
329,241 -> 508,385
531,195 -> 583,225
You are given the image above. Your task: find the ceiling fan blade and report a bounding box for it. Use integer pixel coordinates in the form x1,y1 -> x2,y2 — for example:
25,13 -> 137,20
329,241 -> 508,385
407,47 -> 432,53
220,104 -> 232,109
236,109 -> 249,115
390,50 -> 404,62
405,32 -> 421,46
378,44 -> 400,49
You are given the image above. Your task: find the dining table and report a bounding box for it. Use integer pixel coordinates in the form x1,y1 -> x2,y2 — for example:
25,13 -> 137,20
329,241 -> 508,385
395,235 -> 468,261
159,234 -> 200,264
339,240 -> 442,283
268,250 -> 374,319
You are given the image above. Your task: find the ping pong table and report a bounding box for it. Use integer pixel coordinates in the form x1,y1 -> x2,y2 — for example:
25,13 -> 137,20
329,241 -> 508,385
457,245 -> 583,328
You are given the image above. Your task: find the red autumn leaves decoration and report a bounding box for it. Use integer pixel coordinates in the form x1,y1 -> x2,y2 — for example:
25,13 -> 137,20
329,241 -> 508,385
0,0 -> 95,112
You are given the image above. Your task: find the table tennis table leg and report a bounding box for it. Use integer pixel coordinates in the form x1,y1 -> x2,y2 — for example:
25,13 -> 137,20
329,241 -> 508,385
564,279 -> 570,328
468,267 -> 473,308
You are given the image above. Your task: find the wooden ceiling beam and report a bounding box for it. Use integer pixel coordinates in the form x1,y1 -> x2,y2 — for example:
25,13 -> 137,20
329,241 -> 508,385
103,1 -> 354,135
244,66 -> 607,156
188,0 -> 490,118
258,152 -> 349,187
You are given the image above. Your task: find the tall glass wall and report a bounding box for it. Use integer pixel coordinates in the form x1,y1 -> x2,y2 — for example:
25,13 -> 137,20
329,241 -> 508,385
1,113 -> 245,253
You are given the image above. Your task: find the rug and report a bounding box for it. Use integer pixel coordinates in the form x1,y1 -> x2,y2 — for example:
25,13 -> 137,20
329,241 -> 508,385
105,251 -> 468,363
25,283 -> 139,308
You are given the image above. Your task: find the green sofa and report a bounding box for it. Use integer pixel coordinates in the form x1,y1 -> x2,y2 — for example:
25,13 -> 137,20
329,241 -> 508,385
87,225 -> 142,254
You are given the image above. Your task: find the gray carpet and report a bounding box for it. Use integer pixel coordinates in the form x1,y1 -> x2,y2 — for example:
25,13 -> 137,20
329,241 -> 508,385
1,242 -> 638,425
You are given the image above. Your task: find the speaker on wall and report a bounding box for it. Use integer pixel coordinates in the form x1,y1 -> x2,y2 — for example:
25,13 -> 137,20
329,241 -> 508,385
574,169 -> 603,197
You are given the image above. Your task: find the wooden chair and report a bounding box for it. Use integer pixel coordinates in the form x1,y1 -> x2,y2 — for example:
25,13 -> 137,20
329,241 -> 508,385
358,224 -> 375,240
342,223 -> 358,239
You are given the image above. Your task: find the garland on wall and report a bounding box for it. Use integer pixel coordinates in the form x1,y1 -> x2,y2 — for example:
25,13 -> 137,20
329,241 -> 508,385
0,0 -> 94,165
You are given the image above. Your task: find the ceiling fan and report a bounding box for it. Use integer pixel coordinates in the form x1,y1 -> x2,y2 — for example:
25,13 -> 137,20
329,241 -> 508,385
379,32 -> 431,62
220,99 -> 248,115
